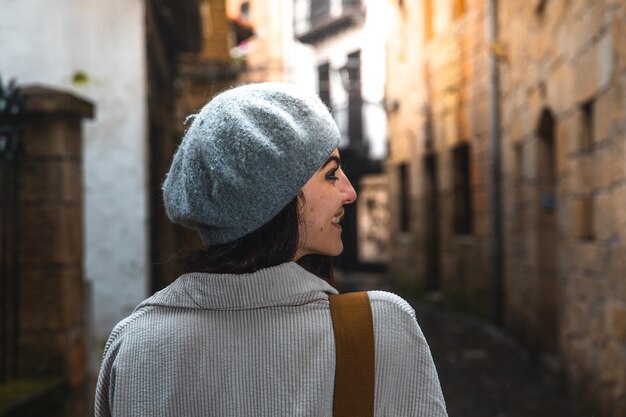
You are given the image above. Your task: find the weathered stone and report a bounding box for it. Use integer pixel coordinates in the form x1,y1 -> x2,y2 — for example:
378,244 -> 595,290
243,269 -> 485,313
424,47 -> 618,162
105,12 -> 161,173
22,115 -> 83,158
574,31 -> 614,103
594,192 -> 615,241
570,197 -> 594,239
609,135 -> 626,186
582,1 -> 610,46
608,246 -> 626,299
558,110 -> 580,154
592,146 -> 609,190
387,1 -> 626,414
458,102 -> 472,141
610,302 -> 626,343
20,205 -> 82,265
588,303 -> 609,346
444,112 -> 458,146
18,331 -> 66,376
600,340 -> 625,387
570,154 -> 593,194
67,325 -> 87,387
20,159 -> 82,203
20,266 -> 84,330
615,184 -> 626,242
547,61 -> 575,114
554,116 -> 572,174
613,13 -> 626,72
593,86 -> 621,144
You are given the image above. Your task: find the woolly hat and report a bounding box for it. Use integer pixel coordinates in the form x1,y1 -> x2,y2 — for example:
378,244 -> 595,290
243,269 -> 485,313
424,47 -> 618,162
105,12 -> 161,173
162,82 -> 340,246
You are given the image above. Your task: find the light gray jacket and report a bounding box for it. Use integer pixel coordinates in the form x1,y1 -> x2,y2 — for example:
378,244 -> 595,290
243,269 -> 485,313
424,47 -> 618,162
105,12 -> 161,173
95,262 -> 447,416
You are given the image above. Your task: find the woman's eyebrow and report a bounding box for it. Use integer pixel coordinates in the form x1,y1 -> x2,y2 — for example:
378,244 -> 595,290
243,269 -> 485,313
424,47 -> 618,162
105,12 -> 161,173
319,156 -> 341,170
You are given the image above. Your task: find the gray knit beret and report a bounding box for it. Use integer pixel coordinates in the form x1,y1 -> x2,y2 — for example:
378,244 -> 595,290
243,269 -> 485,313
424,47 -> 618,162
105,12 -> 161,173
162,82 -> 340,246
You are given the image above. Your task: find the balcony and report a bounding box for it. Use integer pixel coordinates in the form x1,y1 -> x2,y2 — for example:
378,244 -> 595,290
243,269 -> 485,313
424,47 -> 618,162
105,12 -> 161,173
295,0 -> 364,45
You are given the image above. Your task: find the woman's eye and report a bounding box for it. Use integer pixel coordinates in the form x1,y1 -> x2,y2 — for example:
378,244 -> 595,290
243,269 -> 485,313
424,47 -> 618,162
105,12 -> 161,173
326,168 -> 339,182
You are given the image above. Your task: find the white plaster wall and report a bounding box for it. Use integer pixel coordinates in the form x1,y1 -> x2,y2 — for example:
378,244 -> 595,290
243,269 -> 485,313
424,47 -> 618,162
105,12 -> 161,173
361,0 -> 388,159
295,0 -> 388,159
283,0 -> 317,92
0,0 -> 148,346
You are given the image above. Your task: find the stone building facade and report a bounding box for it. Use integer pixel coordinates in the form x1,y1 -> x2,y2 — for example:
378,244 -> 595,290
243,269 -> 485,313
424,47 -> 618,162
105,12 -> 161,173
386,0 -> 626,415
148,0 -> 244,291
386,0 -> 493,306
0,86 -> 93,416
226,0 -> 292,83
499,1 -> 626,415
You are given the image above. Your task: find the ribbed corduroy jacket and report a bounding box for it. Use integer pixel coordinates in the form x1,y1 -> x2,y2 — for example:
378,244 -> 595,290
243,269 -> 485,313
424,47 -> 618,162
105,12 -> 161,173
95,262 -> 448,417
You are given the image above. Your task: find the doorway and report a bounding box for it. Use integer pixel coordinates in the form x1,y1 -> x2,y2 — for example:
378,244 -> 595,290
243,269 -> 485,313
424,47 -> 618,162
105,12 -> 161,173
424,154 -> 441,290
536,108 -> 559,352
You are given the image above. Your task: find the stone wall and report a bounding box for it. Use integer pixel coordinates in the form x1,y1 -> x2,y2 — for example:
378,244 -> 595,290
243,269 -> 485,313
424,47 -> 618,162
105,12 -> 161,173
499,1 -> 626,415
149,0 -> 239,291
385,0 -> 493,311
18,86 -> 93,416
227,0 -> 288,83
357,174 -> 390,264
386,0 -> 626,415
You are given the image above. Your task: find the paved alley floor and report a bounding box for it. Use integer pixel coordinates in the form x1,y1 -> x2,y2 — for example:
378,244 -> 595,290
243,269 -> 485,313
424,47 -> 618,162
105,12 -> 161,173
411,301 -> 587,417
335,270 -> 589,417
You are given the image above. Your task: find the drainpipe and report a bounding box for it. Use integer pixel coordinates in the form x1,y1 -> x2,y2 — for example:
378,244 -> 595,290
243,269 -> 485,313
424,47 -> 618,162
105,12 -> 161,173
488,0 -> 504,325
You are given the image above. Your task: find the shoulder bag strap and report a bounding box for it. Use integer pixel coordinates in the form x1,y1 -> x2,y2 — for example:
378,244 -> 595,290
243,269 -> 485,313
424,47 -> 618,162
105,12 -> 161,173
328,291 -> 375,417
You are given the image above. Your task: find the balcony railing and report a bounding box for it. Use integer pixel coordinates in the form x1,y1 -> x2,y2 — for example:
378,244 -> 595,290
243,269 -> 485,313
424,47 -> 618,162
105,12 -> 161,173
296,0 -> 364,44
310,0 -> 331,26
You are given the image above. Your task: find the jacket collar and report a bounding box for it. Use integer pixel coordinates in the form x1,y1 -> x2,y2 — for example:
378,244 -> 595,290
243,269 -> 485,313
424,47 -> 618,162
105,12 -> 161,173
138,262 -> 338,311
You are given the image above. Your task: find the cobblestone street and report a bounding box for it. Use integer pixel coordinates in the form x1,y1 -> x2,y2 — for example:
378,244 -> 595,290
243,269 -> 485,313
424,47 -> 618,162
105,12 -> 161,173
336,271 -> 589,417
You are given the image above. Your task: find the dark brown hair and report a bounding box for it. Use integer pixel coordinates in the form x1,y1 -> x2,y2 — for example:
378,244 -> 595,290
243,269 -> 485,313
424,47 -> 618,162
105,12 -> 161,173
180,195 -> 336,286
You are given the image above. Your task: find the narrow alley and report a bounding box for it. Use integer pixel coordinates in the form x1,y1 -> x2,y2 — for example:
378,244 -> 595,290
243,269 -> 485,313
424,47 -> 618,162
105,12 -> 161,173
337,270 -> 588,417
2,1 -> 625,416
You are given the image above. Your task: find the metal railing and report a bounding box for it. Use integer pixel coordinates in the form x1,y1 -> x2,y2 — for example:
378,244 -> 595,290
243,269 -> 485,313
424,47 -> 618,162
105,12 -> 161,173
0,77 -> 25,383
309,0 -> 361,26
310,0 -> 331,26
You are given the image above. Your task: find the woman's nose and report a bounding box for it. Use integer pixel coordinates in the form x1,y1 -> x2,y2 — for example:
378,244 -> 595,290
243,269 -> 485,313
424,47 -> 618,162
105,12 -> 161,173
341,174 -> 357,204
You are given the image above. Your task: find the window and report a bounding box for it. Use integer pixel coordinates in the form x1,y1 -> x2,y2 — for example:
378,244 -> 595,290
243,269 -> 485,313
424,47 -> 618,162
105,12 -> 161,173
536,109 -> 557,212
453,144 -> 473,234
310,0 -> 331,25
580,100 -> 594,152
399,163 -> 411,232
346,50 -> 362,144
317,63 -> 331,110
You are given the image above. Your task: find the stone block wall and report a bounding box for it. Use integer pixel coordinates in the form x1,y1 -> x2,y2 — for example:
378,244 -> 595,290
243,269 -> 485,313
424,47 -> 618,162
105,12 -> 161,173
386,0 -> 626,414
357,174 -> 390,264
499,1 -> 626,415
148,0 -> 238,292
18,86 -> 93,415
385,0 -> 493,311
199,0 -> 232,61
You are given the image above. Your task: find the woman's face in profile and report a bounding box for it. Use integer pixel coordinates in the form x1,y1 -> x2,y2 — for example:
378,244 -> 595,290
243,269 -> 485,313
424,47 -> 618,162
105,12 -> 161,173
294,149 -> 357,260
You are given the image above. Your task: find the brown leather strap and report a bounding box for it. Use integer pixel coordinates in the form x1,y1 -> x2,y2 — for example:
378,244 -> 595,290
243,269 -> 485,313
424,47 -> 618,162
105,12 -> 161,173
328,292 -> 375,417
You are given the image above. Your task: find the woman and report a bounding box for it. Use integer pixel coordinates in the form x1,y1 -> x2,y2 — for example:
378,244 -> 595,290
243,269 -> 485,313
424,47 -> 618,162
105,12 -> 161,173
95,83 -> 447,416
